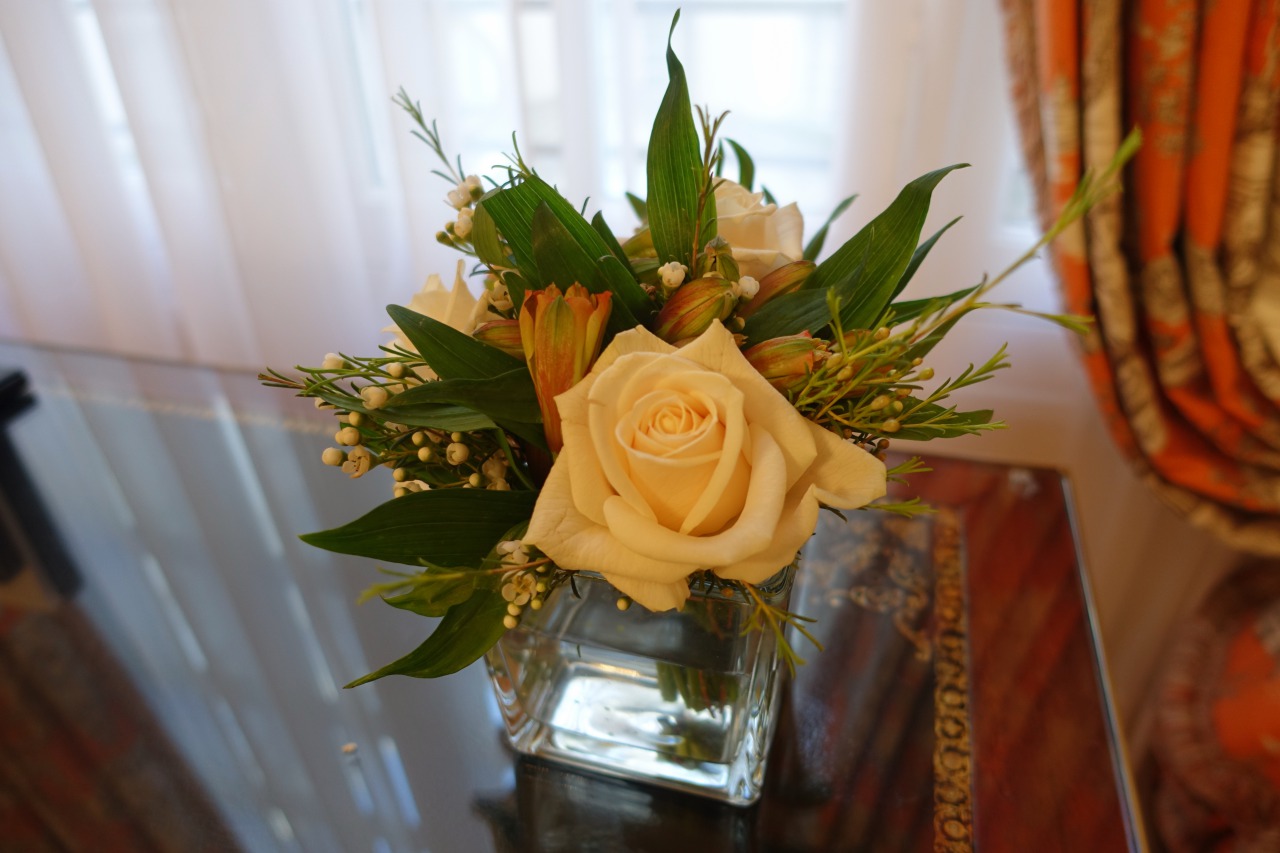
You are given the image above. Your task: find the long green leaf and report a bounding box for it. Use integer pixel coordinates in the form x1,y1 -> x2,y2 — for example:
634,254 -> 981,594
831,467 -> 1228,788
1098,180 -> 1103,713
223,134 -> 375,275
742,247 -> 870,342
383,566 -> 478,617
386,305 -> 522,381
803,193 -> 857,261
885,284 -> 980,326
374,404 -> 497,432
740,288 -> 833,342
475,186 -> 540,286
890,403 -> 997,441
646,11 -> 712,267
385,368 -> 541,424
531,202 -> 606,292
346,588 -> 508,684
626,192 -> 648,224
724,138 -> 754,191
591,211 -> 634,273
479,177 -> 650,322
470,204 -> 507,272
301,488 -> 536,566
803,165 -> 967,331
887,216 -> 962,305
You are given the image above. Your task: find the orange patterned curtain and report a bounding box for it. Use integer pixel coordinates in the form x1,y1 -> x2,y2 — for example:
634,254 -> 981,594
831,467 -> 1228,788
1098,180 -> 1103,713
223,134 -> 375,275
1002,0 -> 1280,552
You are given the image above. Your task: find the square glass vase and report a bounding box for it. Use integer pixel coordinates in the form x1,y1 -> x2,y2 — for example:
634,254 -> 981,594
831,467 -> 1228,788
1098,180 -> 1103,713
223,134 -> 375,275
484,566 -> 793,806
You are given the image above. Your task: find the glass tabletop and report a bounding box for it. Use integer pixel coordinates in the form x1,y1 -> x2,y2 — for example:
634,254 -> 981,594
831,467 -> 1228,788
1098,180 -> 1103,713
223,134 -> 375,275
0,342 -> 1138,852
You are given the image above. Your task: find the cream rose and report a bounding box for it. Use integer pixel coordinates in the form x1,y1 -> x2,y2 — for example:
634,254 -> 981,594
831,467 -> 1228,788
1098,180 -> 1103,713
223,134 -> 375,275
525,322 -> 886,612
384,259 -> 478,355
714,179 -> 805,280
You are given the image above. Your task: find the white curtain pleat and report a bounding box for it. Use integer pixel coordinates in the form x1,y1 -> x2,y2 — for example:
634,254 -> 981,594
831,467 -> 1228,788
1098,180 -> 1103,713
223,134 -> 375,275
90,0 -> 262,365
160,0 -> 384,365
0,0 -> 181,357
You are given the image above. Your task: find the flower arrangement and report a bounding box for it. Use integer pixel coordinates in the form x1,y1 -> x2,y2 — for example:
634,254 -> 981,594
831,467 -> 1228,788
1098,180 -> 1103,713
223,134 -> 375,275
261,13 -> 1132,688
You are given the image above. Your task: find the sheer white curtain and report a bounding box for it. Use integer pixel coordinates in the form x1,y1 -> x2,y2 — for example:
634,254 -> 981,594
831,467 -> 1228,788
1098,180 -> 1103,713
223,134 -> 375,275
0,0 -> 1235,754
0,0 -> 1031,369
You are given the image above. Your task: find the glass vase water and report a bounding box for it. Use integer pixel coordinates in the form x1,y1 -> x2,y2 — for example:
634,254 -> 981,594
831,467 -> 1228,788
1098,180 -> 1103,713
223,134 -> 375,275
485,567 -> 794,806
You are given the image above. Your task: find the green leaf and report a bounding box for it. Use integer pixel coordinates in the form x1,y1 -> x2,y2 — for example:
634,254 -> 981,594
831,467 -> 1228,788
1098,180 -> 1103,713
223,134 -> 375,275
626,192 -> 648,224
890,402 -> 997,441
596,255 -> 652,337
385,368 -> 541,424
301,488 -> 536,566
803,193 -> 857,261
386,305 -> 523,381
886,215 -> 962,306
470,204 -> 507,272
742,247 -> 870,342
591,211 -> 634,274
383,566 -> 479,617
724,138 -> 754,191
373,404 -> 497,432
761,185 -> 777,205
531,202 -> 607,293
740,288 -> 832,342
646,11 -> 712,267
803,165 -> 967,331
479,177 -> 650,324
346,588 -> 509,684
885,284 -> 980,326
905,305 -> 976,362
475,184 -> 541,286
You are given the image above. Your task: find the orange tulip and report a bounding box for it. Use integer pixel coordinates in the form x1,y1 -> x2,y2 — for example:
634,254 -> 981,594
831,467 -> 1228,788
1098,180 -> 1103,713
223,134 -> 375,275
519,284 -> 612,453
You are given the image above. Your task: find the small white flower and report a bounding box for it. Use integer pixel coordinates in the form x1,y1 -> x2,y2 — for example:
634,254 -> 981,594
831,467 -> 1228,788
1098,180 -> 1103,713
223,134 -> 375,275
487,479 -> 511,491
658,261 -> 689,289
322,352 -> 345,370
497,539 -> 531,565
501,570 -> 536,606
446,175 -> 483,210
321,447 -> 346,467
482,455 -> 508,483
489,280 -> 513,312
446,442 -> 470,465
341,446 -> 375,478
736,275 -> 760,300
454,207 -> 474,239
336,426 -> 361,446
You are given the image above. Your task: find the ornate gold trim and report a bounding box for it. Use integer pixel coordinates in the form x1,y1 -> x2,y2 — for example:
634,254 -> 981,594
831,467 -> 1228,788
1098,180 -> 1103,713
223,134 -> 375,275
933,509 -> 974,853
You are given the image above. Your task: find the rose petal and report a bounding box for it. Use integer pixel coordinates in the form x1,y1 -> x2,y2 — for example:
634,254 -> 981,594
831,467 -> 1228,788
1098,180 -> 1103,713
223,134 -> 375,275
713,482 -> 820,584
601,423 -> 785,566
802,420 -> 887,509
525,459 -> 700,580
678,322 -> 817,488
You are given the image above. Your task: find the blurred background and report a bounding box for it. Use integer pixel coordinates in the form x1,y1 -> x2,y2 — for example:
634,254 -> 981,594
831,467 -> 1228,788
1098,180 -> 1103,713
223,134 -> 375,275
0,0 -> 1239,782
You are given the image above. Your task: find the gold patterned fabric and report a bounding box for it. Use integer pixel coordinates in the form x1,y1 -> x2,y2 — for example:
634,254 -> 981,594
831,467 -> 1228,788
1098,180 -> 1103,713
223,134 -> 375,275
1001,0 -> 1280,553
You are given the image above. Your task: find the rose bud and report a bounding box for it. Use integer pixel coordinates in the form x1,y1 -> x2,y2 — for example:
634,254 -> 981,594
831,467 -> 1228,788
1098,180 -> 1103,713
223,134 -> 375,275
472,319 -> 525,359
520,284 -> 612,453
734,260 -> 816,319
653,276 -> 735,344
743,333 -> 820,394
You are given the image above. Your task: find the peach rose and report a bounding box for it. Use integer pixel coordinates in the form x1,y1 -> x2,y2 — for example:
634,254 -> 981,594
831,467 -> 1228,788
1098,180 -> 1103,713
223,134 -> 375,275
525,322 -> 886,611
384,259 -> 478,355
714,179 -> 805,280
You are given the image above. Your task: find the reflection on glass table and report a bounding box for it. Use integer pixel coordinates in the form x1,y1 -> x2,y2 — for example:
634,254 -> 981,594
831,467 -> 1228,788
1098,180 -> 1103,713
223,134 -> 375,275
0,342 -> 1139,852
